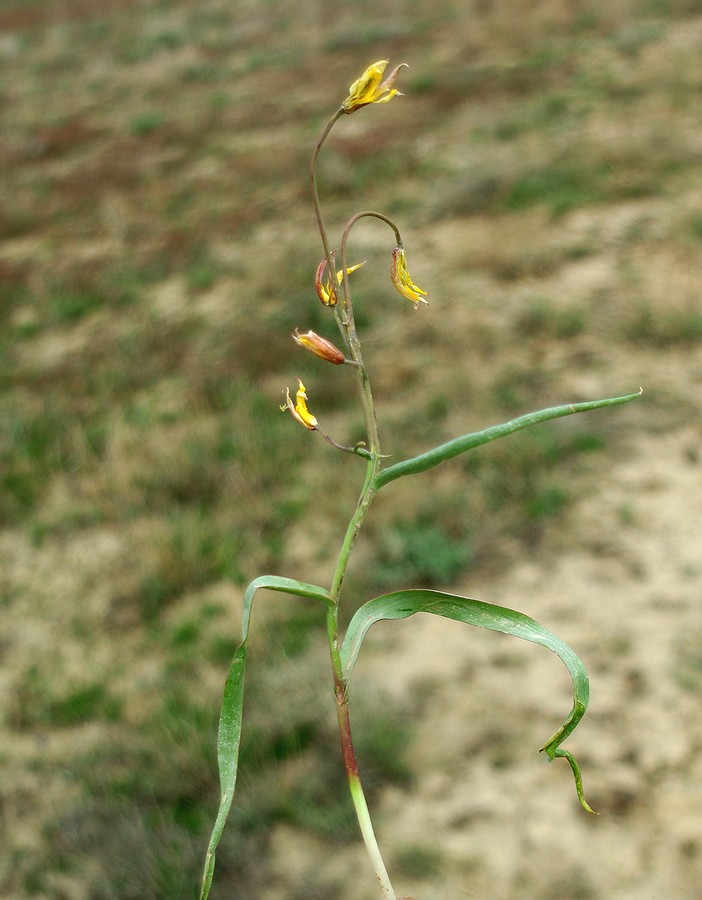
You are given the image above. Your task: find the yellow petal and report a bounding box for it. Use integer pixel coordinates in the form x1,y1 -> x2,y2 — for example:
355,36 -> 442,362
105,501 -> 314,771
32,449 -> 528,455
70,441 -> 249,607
343,60 -> 388,111
334,260 -> 366,285
294,379 -> 318,429
280,381 -> 317,430
391,247 -> 428,307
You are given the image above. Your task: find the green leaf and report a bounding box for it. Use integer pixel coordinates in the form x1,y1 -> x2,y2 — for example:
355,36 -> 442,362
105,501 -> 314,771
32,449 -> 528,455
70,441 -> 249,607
200,639 -> 248,899
200,575 -> 333,899
341,589 -> 596,813
374,390 -> 642,490
241,574 -> 334,638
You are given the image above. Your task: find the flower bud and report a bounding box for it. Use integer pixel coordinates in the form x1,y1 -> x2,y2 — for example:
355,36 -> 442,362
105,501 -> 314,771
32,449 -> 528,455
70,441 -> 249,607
293,328 -> 345,365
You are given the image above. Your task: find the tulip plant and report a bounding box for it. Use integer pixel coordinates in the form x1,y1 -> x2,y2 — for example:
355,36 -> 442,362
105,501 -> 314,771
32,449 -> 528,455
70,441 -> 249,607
200,60 -> 642,899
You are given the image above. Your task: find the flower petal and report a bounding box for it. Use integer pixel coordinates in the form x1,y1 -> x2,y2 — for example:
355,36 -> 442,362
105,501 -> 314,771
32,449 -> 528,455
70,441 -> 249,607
343,60 -> 388,112
280,380 -> 318,429
391,247 -> 428,307
342,60 -> 407,113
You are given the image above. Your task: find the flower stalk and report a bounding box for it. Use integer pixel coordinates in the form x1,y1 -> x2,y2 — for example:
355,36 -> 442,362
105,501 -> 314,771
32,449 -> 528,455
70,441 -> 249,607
306,65 -> 415,897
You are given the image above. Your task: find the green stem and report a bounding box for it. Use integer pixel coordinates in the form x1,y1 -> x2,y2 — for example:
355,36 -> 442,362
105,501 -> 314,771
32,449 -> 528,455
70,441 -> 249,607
330,458 -> 377,598
310,106 -> 396,900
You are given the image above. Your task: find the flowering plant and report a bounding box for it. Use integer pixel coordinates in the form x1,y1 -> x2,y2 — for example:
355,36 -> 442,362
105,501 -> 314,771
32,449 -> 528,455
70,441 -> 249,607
200,61 -> 641,899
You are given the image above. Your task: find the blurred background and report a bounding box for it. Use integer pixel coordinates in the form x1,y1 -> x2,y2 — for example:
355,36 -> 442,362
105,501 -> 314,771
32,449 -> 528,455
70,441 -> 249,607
1,0 -> 701,897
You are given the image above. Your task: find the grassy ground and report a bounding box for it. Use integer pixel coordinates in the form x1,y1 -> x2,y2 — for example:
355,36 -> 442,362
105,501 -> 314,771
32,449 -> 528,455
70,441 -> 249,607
1,1 -> 702,897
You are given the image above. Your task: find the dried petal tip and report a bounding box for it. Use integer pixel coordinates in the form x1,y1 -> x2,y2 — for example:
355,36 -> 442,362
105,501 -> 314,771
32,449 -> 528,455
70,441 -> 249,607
293,328 -> 345,365
315,252 -> 366,306
343,60 -> 409,113
315,255 -> 337,307
280,378 -> 318,430
391,247 -> 428,308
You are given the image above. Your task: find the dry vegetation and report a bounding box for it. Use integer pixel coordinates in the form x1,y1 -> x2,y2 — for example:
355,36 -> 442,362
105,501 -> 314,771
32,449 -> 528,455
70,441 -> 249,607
1,0 -> 701,897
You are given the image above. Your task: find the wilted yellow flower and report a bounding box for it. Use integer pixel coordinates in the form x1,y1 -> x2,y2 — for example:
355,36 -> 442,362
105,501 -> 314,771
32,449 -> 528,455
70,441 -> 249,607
390,247 -> 428,308
293,329 -> 346,365
315,253 -> 366,306
342,59 -> 408,114
280,379 -> 318,430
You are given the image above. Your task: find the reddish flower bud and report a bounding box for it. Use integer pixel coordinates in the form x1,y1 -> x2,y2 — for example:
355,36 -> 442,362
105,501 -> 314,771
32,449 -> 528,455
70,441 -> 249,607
293,329 -> 345,365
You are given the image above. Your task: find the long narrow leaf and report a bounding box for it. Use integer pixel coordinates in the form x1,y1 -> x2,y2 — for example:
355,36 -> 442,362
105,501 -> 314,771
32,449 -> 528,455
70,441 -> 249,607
200,576 -> 333,899
341,589 -> 596,812
374,390 -> 642,489
200,640 -> 248,899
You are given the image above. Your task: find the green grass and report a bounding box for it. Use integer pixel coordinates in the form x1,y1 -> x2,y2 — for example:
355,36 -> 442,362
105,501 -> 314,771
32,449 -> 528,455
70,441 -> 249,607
130,111 -> 166,136
136,513 -> 246,622
623,302 -> 702,346
10,669 -> 122,729
393,842 -> 444,880
514,296 -> 587,339
372,518 -> 474,588
458,422 -> 608,548
0,401 -> 71,522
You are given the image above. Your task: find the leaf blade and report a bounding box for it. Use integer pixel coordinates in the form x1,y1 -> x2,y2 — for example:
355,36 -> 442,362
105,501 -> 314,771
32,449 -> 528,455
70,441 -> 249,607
200,576 -> 333,898
341,589 -> 595,812
242,574 -> 333,638
200,639 -> 248,899
374,390 -> 642,490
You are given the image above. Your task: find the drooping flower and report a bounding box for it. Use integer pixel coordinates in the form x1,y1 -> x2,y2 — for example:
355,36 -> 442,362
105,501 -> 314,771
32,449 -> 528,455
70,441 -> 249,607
390,247 -> 428,308
280,378 -> 318,430
315,252 -> 366,307
293,328 -> 346,365
342,59 -> 409,114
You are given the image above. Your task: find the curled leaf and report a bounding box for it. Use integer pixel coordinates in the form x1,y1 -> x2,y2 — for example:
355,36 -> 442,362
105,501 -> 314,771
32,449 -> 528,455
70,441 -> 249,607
341,588 -> 596,812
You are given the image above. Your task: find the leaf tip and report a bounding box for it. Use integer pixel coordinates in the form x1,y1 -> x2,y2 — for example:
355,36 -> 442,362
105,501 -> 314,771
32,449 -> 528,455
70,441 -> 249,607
550,747 -> 598,815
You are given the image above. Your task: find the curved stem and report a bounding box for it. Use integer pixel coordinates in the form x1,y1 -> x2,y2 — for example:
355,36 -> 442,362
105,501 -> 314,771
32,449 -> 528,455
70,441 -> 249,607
336,209 -> 404,460
310,107 -> 344,283
339,210 -> 403,323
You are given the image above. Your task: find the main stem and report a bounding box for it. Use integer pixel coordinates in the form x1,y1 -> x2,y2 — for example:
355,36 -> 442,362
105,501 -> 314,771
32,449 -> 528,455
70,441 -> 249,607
311,110 -> 397,899
336,673 -> 396,899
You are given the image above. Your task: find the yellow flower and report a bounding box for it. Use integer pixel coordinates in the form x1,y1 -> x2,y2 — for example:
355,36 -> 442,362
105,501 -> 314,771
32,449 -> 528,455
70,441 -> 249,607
315,252 -> 366,306
390,247 -> 428,308
342,59 -> 408,114
280,378 -> 317,430
293,329 -> 346,365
